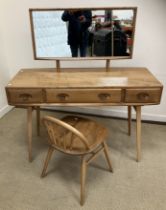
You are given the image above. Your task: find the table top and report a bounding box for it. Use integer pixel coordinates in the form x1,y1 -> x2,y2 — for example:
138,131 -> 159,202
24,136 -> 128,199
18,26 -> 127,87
7,67 -> 163,89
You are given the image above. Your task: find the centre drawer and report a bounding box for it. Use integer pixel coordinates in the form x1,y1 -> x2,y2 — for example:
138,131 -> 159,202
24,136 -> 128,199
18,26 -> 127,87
45,88 -> 122,103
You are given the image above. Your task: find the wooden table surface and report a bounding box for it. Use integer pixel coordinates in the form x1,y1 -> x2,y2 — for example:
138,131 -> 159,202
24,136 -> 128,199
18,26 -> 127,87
7,67 -> 162,88
5,67 -> 163,162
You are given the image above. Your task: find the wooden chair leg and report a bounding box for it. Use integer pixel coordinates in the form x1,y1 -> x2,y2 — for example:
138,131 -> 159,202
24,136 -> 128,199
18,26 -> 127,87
41,146 -> 54,178
80,156 -> 87,206
103,142 -> 113,172
27,106 -> 33,162
128,106 -> 132,136
136,106 -> 141,162
36,106 -> 40,136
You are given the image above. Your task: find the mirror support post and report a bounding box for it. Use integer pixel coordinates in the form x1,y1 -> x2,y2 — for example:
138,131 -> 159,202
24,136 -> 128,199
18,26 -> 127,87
106,60 -> 111,71
112,27 -> 114,57
56,60 -> 61,72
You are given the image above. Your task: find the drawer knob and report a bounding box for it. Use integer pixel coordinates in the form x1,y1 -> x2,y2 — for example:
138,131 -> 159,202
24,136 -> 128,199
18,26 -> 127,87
137,92 -> 150,101
19,93 -> 32,101
57,93 -> 69,102
98,93 -> 111,101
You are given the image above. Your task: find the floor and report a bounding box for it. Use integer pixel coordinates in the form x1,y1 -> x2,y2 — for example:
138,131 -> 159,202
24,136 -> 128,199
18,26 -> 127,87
0,108 -> 166,210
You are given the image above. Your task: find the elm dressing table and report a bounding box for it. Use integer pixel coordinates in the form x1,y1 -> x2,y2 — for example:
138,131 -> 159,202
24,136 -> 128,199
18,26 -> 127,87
5,67 -> 163,162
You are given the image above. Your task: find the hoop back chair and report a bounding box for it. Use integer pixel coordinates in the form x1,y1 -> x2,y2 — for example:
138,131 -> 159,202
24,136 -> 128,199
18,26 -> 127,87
41,115 -> 113,205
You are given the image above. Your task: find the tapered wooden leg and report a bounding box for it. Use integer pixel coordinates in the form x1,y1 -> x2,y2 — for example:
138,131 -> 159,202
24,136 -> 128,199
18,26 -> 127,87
27,106 -> 33,162
41,146 -> 54,178
80,156 -> 87,206
103,142 -> 113,172
136,106 -> 141,162
128,106 -> 132,136
36,106 -> 40,136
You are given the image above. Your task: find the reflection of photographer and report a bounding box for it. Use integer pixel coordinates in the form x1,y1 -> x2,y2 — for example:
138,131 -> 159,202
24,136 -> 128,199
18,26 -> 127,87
62,10 -> 92,57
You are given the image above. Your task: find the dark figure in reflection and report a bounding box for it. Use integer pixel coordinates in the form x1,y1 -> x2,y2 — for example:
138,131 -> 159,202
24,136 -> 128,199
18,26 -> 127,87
93,11 -> 128,57
62,10 -> 92,57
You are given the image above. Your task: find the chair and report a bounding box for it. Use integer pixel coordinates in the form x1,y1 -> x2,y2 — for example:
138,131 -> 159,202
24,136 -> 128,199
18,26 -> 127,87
41,115 -> 113,205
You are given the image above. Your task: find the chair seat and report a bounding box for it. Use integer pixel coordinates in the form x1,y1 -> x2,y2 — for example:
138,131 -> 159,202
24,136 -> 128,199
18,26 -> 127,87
51,116 -> 108,154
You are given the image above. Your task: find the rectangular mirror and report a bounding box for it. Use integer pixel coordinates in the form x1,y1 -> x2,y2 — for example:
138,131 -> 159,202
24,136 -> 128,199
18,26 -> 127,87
29,7 -> 137,60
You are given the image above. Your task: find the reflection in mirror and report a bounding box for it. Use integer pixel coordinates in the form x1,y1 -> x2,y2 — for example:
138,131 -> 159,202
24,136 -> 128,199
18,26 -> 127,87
29,8 -> 137,59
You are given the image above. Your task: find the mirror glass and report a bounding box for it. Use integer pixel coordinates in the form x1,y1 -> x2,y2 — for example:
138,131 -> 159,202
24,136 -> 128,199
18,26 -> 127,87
29,8 -> 137,60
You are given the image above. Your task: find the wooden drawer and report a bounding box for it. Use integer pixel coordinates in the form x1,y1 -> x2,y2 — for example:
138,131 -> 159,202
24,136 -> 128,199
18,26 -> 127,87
45,89 -> 122,103
125,88 -> 161,103
7,88 -> 43,104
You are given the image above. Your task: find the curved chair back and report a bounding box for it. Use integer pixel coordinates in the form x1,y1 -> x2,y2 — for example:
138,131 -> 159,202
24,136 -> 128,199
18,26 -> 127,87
43,116 -> 90,155
41,115 -> 113,206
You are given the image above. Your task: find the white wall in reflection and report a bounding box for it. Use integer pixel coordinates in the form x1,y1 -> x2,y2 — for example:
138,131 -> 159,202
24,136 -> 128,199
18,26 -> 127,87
113,10 -> 133,20
32,11 -> 71,57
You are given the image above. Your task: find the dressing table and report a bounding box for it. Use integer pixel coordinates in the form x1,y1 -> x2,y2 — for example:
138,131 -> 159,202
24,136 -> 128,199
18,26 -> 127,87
5,7 -> 163,162
5,67 -> 163,162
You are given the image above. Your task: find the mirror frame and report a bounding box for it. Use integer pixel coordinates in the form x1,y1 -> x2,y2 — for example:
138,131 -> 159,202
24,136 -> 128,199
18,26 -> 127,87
29,7 -> 137,61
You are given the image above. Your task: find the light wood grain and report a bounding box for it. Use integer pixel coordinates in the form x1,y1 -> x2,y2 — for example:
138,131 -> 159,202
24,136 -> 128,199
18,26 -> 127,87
5,67 -> 163,163
128,106 -> 132,136
27,107 -> 33,162
45,88 -> 122,103
36,106 -> 40,136
6,68 -> 163,106
125,88 -> 161,103
41,115 -> 113,205
6,68 -> 162,88
135,106 -> 141,162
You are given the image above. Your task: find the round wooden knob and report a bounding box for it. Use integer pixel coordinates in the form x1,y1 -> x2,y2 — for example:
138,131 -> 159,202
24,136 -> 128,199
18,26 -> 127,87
57,93 -> 69,102
137,92 -> 149,101
19,93 -> 32,101
98,93 -> 111,101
